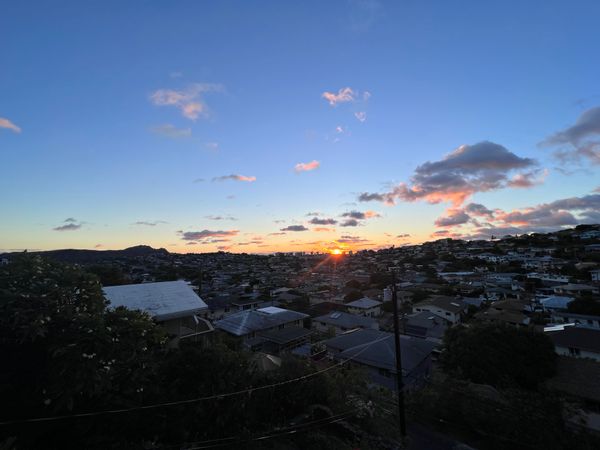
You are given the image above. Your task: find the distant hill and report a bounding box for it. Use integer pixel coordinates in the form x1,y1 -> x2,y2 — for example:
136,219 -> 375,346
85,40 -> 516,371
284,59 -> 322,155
2,245 -> 170,264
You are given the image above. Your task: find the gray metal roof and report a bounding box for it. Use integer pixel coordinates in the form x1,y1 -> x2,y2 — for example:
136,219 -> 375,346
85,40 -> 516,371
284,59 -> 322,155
325,329 -> 436,374
103,280 -> 208,321
346,297 -> 382,309
215,307 -> 309,336
313,311 -> 377,329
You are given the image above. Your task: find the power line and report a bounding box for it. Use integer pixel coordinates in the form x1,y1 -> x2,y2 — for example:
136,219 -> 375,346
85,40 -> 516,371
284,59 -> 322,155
0,335 -> 391,427
181,409 -> 359,449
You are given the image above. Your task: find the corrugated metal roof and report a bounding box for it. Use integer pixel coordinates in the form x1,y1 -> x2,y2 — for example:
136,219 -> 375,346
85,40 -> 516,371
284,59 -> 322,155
103,280 -> 207,321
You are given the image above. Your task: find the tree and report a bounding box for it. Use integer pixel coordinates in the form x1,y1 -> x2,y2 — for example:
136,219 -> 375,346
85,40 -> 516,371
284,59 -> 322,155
440,323 -> 557,390
568,297 -> 600,316
344,290 -> 363,303
0,255 -> 167,447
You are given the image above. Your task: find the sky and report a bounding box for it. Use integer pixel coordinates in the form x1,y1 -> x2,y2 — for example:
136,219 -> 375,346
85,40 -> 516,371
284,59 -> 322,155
2,0 -> 600,254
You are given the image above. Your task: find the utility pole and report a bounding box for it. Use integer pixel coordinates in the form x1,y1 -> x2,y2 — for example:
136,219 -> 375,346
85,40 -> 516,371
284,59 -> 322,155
390,269 -> 407,439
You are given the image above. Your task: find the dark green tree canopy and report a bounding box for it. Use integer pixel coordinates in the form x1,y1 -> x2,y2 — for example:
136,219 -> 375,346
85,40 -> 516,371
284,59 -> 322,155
440,323 -> 557,390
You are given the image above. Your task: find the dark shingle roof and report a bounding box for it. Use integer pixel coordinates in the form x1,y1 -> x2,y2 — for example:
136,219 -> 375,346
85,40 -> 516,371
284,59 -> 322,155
325,329 -> 436,374
313,311 -> 377,329
547,327 -> 600,353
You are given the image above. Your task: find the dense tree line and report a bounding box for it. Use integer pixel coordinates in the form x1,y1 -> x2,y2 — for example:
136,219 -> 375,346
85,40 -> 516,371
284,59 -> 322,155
0,256 -> 388,449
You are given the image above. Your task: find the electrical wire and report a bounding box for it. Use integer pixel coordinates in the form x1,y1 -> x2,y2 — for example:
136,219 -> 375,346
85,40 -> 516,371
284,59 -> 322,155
0,335 -> 391,427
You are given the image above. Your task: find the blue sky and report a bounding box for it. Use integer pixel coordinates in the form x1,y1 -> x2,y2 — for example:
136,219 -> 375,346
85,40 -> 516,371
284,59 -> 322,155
2,0 -> 600,253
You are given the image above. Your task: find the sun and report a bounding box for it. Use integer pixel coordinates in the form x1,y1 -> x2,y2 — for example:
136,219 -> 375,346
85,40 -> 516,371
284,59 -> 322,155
330,248 -> 343,255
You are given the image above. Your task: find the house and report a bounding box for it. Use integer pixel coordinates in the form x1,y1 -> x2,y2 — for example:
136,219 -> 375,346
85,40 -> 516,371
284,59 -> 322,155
215,306 -> 308,348
402,311 -> 448,343
551,312 -> 600,330
590,269 -> 600,283
546,357 -> 600,433
346,297 -> 382,317
103,280 -> 212,347
554,283 -> 599,297
546,326 -> 600,361
324,329 -> 436,390
412,296 -> 466,325
474,299 -> 531,327
312,311 -> 379,336
539,296 -> 574,312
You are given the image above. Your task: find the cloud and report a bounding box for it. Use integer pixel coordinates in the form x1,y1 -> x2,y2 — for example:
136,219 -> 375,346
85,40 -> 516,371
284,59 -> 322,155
151,124 -> 191,138
53,218 -> 83,231
133,220 -> 167,226
309,217 -> 337,225
94,244 -> 103,248
193,178 -> 205,183
305,212 -> 321,216
434,209 -> 471,227
0,117 -> 21,133
280,225 -> 309,232
53,223 -> 81,232
358,141 -> 537,206
348,0 -> 382,32
354,111 -> 367,122
212,174 -> 256,182
337,235 -> 369,243
506,169 -> 548,188
341,210 -> 380,220
322,87 -> 356,106
397,233 -> 410,238
179,229 -> 239,241
268,232 -> 286,235
204,142 -> 219,151
542,106 -> 600,165
314,227 -> 335,232
464,203 -> 495,218
340,219 -> 360,227
149,83 -> 224,121
205,215 -> 237,221
294,160 -> 320,173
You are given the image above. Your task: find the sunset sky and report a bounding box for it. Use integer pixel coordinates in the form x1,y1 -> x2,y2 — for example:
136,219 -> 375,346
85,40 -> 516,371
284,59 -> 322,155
2,1 -> 600,254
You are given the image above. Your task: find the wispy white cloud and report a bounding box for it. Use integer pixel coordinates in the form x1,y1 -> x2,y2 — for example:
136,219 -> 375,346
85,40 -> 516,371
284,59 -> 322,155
354,111 -> 367,122
149,83 -> 224,120
0,117 -> 21,133
204,141 -> 219,151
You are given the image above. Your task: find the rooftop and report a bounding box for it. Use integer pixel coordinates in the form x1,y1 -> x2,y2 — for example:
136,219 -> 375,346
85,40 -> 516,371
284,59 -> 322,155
103,280 -> 207,321
346,297 -> 382,309
215,307 -> 308,336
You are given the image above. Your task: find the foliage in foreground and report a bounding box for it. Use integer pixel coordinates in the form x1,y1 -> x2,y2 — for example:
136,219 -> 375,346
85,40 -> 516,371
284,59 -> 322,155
0,256 -> 389,449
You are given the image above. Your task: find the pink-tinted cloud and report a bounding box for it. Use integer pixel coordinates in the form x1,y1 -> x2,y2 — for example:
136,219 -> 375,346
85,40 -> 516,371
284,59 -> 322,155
358,141 -> 537,207
0,117 -> 21,133
212,174 -> 256,182
506,169 -> 548,188
314,227 -> 335,232
309,217 -> 337,225
322,87 -> 356,106
294,160 -> 320,173
434,209 -> 471,228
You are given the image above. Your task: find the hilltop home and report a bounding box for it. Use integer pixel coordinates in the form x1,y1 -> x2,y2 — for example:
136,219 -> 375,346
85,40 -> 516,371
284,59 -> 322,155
346,297 -> 382,317
546,326 -> 600,362
215,306 -> 310,350
412,296 -> 466,325
324,329 -> 436,391
312,311 -> 379,336
103,280 -> 212,347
